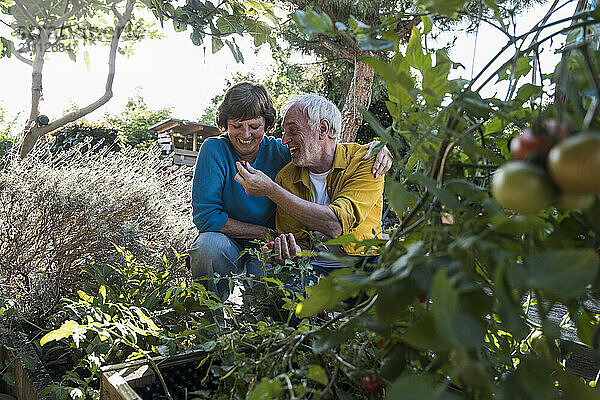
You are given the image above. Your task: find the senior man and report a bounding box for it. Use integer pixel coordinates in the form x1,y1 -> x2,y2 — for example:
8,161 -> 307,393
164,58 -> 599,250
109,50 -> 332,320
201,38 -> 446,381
235,93 -> 384,275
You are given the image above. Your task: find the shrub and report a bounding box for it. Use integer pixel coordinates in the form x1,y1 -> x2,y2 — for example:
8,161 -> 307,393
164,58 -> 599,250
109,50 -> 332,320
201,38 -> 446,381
48,121 -> 122,154
0,144 -> 195,323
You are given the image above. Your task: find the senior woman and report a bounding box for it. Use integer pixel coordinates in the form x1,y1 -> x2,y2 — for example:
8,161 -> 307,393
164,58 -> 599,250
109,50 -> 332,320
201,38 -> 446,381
189,81 -> 390,302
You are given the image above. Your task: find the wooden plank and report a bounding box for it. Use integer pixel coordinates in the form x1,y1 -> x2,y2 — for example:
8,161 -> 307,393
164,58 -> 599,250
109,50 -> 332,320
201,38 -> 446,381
193,131 -> 198,152
0,329 -> 53,400
173,148 -> 199,157
100,371 -> 142,400
173,156 -> 196,167
100,350 -> 211,399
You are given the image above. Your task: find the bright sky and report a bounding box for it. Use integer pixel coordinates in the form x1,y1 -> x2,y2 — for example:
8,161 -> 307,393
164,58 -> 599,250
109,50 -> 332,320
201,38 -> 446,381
0,2 -> 577,130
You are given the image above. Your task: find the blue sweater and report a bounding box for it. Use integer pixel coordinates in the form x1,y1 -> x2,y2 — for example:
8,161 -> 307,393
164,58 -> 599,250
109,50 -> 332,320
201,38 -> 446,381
192,134 -> 291,232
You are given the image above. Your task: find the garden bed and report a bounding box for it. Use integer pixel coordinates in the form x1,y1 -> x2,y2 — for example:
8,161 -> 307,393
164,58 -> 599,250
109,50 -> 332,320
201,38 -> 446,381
100,349 -> 217,400
0,328 -> 53,400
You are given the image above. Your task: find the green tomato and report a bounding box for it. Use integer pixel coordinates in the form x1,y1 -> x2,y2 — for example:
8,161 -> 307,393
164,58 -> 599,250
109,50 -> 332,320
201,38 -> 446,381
492,161 -> 557,214
547,133 -> 600,193
558,192 -> 596,211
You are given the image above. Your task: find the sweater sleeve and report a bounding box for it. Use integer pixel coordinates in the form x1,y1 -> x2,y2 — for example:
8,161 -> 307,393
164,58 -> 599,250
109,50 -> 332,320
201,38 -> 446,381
191,139 -> 229,232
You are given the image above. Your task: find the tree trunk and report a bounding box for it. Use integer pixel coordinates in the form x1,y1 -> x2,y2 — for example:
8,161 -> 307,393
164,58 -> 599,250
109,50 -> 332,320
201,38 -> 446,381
18,0 -> 136,159
340,58 -> 374,142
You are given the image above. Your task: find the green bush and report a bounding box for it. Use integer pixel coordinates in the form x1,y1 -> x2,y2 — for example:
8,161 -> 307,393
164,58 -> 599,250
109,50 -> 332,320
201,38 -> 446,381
105,95 -> 171,149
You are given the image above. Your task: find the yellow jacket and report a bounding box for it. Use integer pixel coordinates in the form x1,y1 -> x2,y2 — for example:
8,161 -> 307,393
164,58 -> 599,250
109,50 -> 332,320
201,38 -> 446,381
275,143 -> 384,255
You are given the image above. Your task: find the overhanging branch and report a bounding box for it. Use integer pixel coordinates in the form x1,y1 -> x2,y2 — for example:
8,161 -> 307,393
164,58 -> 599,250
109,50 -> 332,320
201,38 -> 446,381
317,34 -> 356,62
12,50 -> 33,65
19,0 -> 136,158
12,0 -> 42,30
49,0 -> 93,29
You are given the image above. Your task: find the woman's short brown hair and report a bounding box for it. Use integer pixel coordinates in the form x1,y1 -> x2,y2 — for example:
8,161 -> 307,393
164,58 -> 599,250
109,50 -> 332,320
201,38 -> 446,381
215,81 -> 277,132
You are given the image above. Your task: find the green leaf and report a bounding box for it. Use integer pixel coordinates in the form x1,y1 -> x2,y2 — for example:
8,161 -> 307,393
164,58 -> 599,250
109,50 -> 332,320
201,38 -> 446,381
514,83 -> 542,105
489,214 -> 549,235
498,56 -> 532,82
190,30 -> 203,46
418,0 -> 467,18
211,36 -> 224,53
422,15 -> 433,34
225,39 -> 244,63
296,269 -> 355,318
357,35 -> 394,51
307,365 -> 328,385
324,233 -> 357,246
40,320 -> 82,346
291,10 -> 334,35
494,264 -> 529,340
405,27 -> 430,71
386,372 -> 460,400
247,377 -> 284,400
312,329 -> 353,353
2,371 -> 15,386
557,369 -> 600,400
407,173 -> 460,209
83,50 -> 90,71
77,290 -> 94,303
99,285 -> 106,304
385,180 -> 412,215
402,313 -> 448,351
507,249 -> 599,302
431,269 -> 484,348
0,37 -> 14,58
376,280 -> 416,326
576,310 -> 595,347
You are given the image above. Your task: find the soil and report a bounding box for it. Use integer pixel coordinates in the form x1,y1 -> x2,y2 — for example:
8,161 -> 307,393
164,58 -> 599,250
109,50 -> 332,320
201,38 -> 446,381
134,360 -> 219,400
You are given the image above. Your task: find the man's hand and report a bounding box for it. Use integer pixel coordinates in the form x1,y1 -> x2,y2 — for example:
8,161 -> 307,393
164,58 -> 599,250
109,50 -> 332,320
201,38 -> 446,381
272,233 -> 301,264
234,161 -> 275,196
363,141 -> 393,178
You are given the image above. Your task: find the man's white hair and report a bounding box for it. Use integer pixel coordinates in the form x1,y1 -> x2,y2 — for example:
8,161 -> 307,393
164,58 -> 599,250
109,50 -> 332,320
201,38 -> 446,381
281,93 -> 342,141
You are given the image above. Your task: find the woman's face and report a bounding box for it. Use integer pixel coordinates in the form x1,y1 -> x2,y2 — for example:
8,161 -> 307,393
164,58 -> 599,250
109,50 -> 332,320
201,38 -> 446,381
227,116 -> 265,163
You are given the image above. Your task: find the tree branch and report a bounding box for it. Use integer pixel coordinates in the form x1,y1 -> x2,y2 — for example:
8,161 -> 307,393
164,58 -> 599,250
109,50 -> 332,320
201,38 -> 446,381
12,50 -> 33,65
395,16 -> 422,41
49,0 -> 93,29
317,34 -> 356,62
19,0 -> 136,158
12,0 -> 42,30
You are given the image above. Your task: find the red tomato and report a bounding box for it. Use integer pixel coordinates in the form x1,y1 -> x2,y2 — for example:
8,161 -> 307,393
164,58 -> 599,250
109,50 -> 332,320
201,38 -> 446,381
261,240 -> 275,253
510,127 -> 552,161
362,376 -> 383,393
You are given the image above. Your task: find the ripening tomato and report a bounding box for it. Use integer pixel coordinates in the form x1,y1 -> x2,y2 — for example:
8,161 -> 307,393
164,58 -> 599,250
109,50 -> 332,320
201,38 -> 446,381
362,376 -> 383,393
261,240 -> 275,253
510,120 -> 567,162
491,162 -> 557,214
547,133 -> 600,193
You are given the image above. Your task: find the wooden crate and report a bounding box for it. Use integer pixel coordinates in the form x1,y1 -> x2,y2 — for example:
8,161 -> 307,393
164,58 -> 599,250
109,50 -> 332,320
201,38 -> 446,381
0,329 -> 53,400
100,350 -> 210,400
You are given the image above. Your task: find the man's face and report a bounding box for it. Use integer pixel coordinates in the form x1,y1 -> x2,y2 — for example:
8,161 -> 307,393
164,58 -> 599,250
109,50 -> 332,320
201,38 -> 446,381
282,105 -> 321,167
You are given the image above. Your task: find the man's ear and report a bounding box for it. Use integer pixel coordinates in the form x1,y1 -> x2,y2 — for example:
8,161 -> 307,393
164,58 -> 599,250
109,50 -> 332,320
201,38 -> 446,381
319,119 -> 330,139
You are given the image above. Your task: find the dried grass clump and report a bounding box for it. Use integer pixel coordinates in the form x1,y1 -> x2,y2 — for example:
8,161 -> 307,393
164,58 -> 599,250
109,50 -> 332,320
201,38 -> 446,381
0,143 -> 195,322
